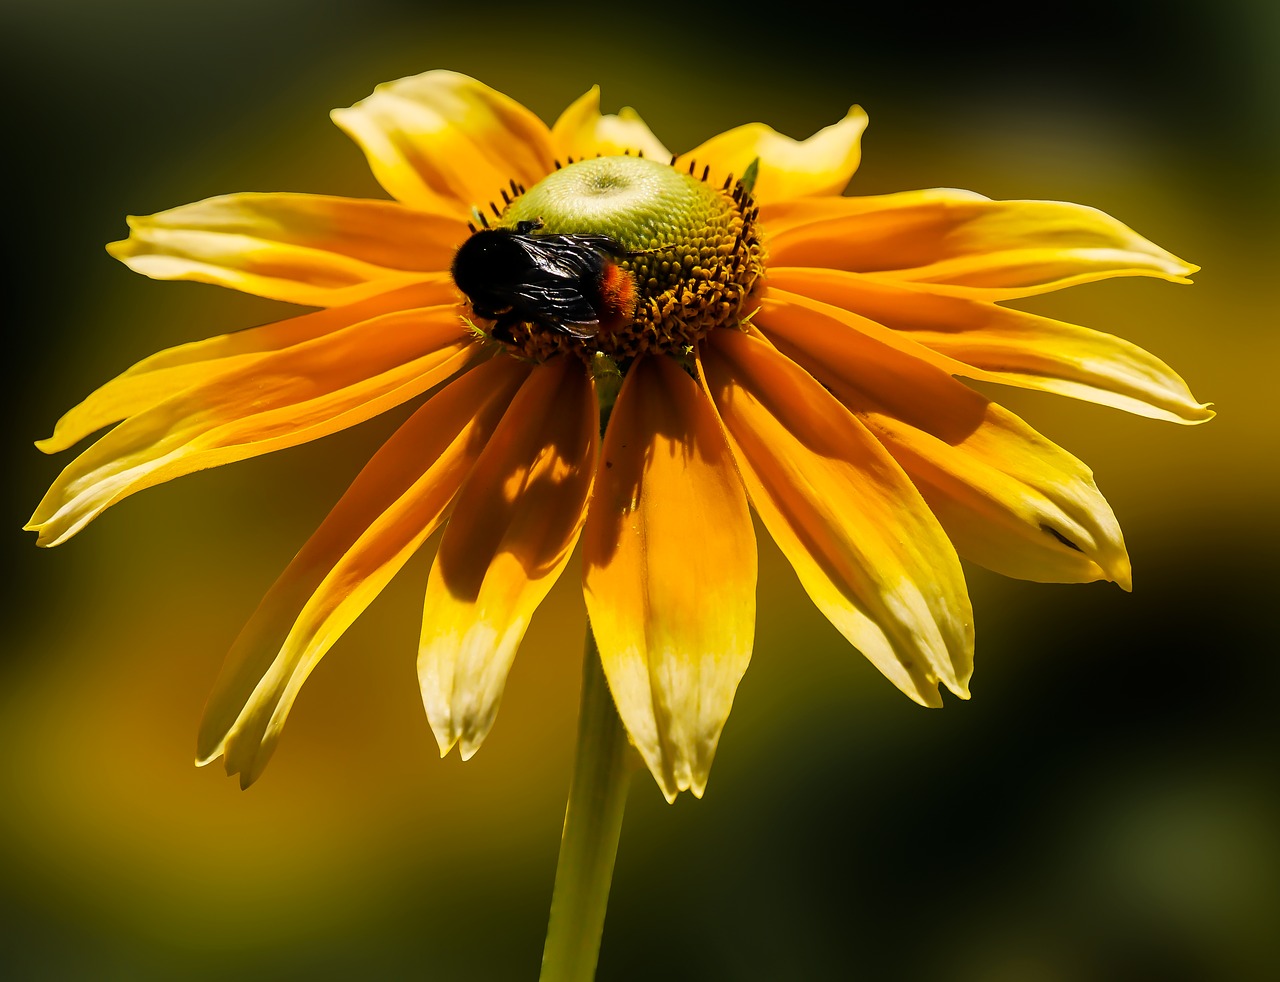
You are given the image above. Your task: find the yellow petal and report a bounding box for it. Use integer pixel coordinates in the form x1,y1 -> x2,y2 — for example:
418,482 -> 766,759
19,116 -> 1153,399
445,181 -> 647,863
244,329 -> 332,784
700,329 -> 973,706
107,193 -> 462,307
763,190 -> 1197,298
761,187 -> 988,238
681,106 -> 869,200
751,281 -> 1000,384
331,70 -> 556,216
861,407 -> 1132,589
583,356 -> 756,801
550,85 -> 671,161
756,290 -> 1131,588
419,356 -> 598,759
28,304 -> 475,547
770,269 -> 1213,424
37,283 -> 459,454
197,356 -> 529,787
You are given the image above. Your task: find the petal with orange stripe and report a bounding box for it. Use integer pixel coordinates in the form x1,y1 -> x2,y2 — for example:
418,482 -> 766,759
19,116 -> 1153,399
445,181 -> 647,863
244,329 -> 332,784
756,289 -> 1131,588
419,356 -> 598,759
760,188 -> 988,238
763,190 -> 1196,298
28,303 -> 475,547
770,268 -> 1213,424
37,283 -> 459,454
198,355 -> 529,787
583,356 -> 756,801
107,193 -> 461,306
332,70 -> 556,217
700,329 -> 972,707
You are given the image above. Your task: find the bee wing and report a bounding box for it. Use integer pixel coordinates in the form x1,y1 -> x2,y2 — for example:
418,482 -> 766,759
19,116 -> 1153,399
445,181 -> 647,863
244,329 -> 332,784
540,232 -> 628,259
517,235 -> 611,281
509,282 -> 601,336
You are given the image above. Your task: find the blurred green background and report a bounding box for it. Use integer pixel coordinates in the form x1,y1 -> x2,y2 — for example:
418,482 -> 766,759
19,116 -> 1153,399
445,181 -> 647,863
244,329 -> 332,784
5,1 -> 1277,979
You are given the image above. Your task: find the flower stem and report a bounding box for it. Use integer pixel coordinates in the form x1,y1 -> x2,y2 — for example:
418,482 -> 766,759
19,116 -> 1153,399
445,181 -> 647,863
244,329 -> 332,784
539,622 -> 637,982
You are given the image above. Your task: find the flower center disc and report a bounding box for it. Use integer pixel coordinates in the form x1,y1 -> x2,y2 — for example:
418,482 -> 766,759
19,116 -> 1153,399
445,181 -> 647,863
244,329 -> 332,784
486,156 -> 763,363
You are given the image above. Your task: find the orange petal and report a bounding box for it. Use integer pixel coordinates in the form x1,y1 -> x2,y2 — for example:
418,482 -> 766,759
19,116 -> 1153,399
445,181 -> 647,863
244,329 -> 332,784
700,329 -> 973,707
28,304 -> 475,547
419,356 -> 598,759
331,70 -> 556,216
681,106 -> 869,200
756,292 -> 1132,588
197,356 -> 530,787
753,284 -> 999,383
107,193 -> 462,306
37,283 -> 460,454
770,269 -> 1213,424
763,190 -> 1197,298
551,86 -> 671,161
760,187 -> 988,238
583,356 -> 756,801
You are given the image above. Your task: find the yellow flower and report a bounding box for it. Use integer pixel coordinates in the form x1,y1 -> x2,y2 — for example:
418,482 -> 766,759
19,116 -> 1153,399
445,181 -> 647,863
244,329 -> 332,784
27,70 -> 1211,801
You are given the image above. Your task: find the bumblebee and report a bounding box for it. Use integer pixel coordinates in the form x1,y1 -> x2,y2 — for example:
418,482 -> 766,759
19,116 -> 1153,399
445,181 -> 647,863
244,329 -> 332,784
451,219 -> 637,344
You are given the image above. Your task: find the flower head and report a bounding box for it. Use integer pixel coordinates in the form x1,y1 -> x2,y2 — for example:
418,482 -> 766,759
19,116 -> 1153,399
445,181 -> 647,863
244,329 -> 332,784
28,71 -> 1211,800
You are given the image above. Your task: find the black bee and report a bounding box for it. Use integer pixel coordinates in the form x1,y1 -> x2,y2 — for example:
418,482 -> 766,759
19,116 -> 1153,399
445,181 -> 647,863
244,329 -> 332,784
451,219 -> 637,344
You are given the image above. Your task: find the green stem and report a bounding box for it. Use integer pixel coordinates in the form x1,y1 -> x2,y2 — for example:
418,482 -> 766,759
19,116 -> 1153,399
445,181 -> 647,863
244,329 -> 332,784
539,622 -> 637,982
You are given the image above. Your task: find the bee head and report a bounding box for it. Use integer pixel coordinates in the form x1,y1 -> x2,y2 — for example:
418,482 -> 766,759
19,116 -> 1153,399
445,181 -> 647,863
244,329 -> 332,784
451,228 -> 534,312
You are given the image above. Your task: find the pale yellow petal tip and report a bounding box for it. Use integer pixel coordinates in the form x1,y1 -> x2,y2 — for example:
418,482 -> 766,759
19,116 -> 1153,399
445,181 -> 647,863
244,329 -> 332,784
812,103 -> 868,150
642,753 -> 710,804
652,776 -> 703,805
1189,403 -> 1217,425
552,84 -> 671,161
328,71 -> 406,118
430,725 -> 488,761
1160,259 -> 1197,284
234,744 -> 277,790
917,665 -> 970,704
105,234 -> 140,264
423,708 -> 491,760
237,767 -> 262,791
549,85 -> 597,141
192,745 -> 261,791
905,674 -> 969,706
195,714 -> 229,762
434,731 -> 458,759
23,516 -> 59,549
900,678 -> 946,709
808,104 -> 869,142
1097,545 -> 1133,592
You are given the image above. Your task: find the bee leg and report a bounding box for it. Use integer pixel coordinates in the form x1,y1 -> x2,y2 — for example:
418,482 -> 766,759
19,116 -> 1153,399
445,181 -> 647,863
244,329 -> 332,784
489,316 -> 517,345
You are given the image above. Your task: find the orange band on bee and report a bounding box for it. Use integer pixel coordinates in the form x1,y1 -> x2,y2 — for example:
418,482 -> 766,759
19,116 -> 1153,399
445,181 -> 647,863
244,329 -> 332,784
598,264 -> 638,332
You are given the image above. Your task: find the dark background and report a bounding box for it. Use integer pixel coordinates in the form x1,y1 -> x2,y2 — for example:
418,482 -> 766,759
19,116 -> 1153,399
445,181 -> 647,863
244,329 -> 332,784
5,1 -> 1277,979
